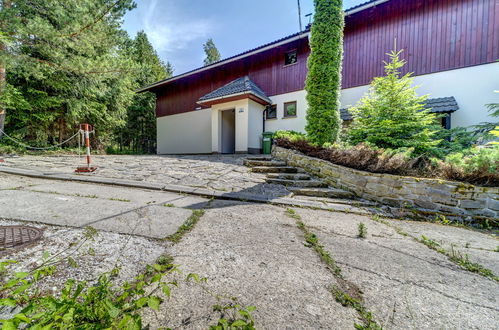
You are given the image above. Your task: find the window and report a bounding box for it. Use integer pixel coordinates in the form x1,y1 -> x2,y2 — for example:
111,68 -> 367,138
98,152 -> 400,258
266,104 -> 277,119
284,101 -> 297,117
284,50 -> 297,66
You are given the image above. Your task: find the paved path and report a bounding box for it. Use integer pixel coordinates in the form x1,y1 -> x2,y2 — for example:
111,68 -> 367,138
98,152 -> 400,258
1,173 -> 498,329
1,154 -> 290,197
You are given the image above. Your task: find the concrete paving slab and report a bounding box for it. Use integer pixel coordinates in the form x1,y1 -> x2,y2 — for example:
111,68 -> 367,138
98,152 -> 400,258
294,208 -> 499,330
0,189 -> 191,239
385,219 -> 499,275
144,201 -> 360,329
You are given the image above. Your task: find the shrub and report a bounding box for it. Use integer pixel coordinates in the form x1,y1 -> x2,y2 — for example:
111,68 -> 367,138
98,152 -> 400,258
274,137 -> 498,186
273,130 -> 307,142
346,50 -> 441,155
305,0 -> 344,145
441,146 -> 499,185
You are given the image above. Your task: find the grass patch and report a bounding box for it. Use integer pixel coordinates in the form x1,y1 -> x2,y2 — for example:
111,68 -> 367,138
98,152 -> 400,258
357,223 -> 367,238
109,197 -> 131,202
371,215 -> 498,282
163,203 -> 175,207
166,209 -> 205,243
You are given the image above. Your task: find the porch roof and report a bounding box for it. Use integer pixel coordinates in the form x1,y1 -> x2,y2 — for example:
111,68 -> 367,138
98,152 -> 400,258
340,96 -> 459,121
197,76 -> 272,106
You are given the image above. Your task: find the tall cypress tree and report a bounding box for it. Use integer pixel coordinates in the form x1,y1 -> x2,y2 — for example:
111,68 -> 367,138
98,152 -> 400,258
203,38 -> 221,66
305,0 -> 344,145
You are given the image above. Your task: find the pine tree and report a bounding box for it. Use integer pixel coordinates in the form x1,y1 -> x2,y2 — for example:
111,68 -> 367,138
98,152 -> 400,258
203,38 -> 221,66
305,0 -> 344,146
346,50 -> 441,155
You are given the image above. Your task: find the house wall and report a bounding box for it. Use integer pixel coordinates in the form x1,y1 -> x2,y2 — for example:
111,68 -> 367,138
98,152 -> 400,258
341,62 -> 499,128
265,90 -> 308,133
342,0 -> 498,88
248,100 -> 265,153
211,99 -> 250,153
153,35 -> 310,118
156,109 -> 211,154
151,0 -> 498,120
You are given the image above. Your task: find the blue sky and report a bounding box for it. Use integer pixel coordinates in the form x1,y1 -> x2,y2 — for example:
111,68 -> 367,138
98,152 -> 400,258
123,0 -> 367,74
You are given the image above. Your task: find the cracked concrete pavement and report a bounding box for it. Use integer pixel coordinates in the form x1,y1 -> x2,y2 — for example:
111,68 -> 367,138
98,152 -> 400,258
1,172 -> 498,329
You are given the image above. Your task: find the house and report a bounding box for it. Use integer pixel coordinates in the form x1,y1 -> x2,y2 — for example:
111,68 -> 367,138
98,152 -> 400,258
139,0 -> 498,154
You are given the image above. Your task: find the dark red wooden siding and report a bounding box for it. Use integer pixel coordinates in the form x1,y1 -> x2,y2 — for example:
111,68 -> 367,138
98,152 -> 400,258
152,37 -> 310,117
342,0 -> 498,88
154,0 -> 498,118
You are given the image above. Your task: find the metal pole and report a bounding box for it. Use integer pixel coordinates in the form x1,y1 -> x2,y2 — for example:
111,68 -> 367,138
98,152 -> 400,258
297,0 -> 303,32
84,123 -> 91,169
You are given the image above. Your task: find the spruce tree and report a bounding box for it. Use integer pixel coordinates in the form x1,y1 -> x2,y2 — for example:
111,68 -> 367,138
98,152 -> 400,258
0,0 -> 136,146
122,31 -> 172,153
346,50 -> 441,155
203,38 -> 221,66
305,0 -> 344,145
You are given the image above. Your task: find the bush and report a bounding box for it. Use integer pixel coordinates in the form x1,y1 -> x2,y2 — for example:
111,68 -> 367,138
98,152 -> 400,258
346,50 -> 441,155
274,137 -> 498,186
273,130 -> 307,142
441,146 -> 499,185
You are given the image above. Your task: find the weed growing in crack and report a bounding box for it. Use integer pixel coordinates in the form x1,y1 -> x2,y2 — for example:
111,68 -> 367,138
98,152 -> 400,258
109,197 -> 131,202
285,208 -> 301,220
285,209 -> 381,329
166,209 -> 205,243
357,223 -> 367,238
495,246 -> 499,253
163,203 -> 175,207
419,235 -> 498,282
210,304 -> 256,329
332,286 -> 382,330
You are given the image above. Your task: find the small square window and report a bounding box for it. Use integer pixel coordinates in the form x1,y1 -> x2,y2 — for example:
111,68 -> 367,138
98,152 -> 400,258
284,50 -> 297,65
266,104 -> 277,119
284,101 -> 297,117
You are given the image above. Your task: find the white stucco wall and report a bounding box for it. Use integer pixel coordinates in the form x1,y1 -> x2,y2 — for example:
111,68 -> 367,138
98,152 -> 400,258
211,99 -> 250,153
156,109 -> 212,154
265,90 -> 308,133
340,62 -> 499,128
248,100 -> 265,151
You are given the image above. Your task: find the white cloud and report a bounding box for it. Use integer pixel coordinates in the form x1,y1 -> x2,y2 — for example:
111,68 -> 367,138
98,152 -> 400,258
140,0 -> 215,54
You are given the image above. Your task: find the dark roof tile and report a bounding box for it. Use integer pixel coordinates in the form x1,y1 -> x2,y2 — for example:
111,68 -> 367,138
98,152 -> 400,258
340,96 -> 459,121
198,76 -> 272,104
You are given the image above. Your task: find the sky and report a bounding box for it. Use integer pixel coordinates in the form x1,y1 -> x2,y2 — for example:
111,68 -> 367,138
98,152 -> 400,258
123,0 -> 367,75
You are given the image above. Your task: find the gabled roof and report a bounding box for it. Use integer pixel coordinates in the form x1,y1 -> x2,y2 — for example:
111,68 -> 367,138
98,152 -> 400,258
423,96 -> 460,113
138,0 -> 392,93
340,96 -> 459,121
198,76 -> 272,105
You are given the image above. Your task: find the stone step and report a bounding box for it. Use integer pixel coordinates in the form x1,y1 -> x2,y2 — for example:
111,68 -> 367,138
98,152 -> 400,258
244,156 -> 272,161
266,178 -> 327,188
243,159 -> 287,167
266,173 -> 311,180
251,166 -> 299,173
289,187 -> 355,199
292,195 -> 376,207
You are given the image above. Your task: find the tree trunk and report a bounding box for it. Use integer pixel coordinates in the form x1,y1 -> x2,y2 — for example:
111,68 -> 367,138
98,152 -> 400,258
0,0 -> 12,139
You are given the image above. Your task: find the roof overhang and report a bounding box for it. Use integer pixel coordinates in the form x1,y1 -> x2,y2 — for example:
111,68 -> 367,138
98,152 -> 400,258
137,32 -> 310,93
197,92 -> 271,107
137,0 -> 392,93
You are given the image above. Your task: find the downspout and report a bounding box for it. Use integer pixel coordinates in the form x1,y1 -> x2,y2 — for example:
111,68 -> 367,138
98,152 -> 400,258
263,107 -> 267,133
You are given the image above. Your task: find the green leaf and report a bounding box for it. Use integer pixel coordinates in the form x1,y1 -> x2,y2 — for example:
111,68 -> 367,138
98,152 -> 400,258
231,320 -> 247,327
0,298 -> 17,307
14,272 -> 29,279
147,296 -> 161,311
1,320 -> 18,330
161,284 -> 171,297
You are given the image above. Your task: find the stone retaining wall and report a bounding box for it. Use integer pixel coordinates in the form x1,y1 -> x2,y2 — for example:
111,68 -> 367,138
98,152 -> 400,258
273,146 -> 499,222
